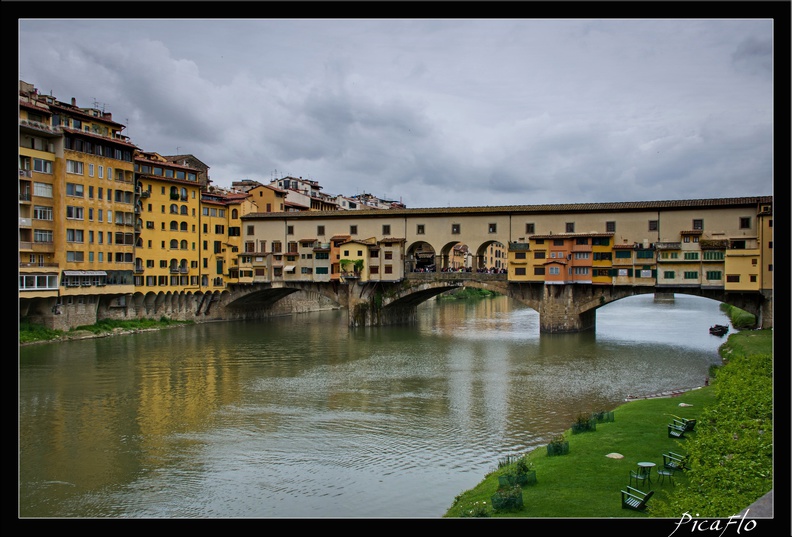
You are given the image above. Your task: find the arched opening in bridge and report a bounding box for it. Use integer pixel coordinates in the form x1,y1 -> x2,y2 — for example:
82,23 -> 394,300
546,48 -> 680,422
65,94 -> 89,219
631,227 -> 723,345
438,241 -> 471,272
475,240 -> 507,273
407,241 -> 436,272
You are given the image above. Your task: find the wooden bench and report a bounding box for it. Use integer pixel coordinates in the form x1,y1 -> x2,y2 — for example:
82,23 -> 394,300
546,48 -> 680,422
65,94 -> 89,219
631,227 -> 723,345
663,452 -> 689,471
621,486 -> 654,511
673,418 -> 697,432
668,423 -> 686,438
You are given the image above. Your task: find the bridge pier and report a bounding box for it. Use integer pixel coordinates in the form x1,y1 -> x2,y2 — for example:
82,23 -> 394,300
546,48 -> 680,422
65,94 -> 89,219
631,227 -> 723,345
537,285 -> 597,333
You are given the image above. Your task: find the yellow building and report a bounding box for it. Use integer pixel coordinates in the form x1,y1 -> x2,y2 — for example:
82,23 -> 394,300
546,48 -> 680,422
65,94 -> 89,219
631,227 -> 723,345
19,80 -> 137,328
133,151 -> 203,293
211,190 -> 258,284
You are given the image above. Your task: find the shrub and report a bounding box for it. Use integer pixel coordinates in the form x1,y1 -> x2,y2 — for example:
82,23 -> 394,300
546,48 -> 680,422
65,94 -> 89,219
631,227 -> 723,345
491,485 -> 524,512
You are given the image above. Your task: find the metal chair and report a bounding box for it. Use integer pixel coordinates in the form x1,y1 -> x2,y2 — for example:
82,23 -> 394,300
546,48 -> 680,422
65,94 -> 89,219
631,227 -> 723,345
657,467 -> 675,486
629,468 -> 649,487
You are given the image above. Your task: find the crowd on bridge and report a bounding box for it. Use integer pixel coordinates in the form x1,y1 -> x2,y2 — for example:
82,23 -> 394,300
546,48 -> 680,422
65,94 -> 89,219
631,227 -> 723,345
412,265 -> 508,274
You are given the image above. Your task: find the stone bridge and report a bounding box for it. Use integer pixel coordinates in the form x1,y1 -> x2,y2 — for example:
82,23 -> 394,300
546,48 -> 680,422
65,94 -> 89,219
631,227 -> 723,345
220,273 -> 772,333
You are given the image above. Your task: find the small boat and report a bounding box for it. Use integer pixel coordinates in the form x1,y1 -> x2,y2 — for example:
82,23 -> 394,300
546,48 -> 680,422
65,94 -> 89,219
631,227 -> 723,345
709,324 -> 729,336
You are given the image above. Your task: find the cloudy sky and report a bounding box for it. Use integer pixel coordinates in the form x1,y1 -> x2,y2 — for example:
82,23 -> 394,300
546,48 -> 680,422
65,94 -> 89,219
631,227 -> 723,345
18,17 -> 775,208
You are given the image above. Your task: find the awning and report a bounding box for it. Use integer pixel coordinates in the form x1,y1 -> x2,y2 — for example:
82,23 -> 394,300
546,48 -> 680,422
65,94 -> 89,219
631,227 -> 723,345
284,266 -> 296,272
63,270 -> 107,276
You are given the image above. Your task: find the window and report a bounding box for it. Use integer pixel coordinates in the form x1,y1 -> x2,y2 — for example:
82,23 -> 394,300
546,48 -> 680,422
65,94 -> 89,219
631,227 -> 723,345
33,158 -> 53,173
451,224 -> 461,234
34,229 -> 53,243
726,274 -> 740,283
739,217 -> 751,229
384,251 -> 393,260
534,267 -> 545,276
34,182 -> 53,197
692,219 -> 703,230
515,267 -> 526,276
648,220 -> 658,231
565,222 -> 575,233
683,271 -> 699,279
515,252 -> 526,260
706,271 -> 722,280
66,251 -> 85,262
534,251 -> 545,259
382,224 -> 391,235
703,251 -> 724,260
317,225 -> 325,236
384,265 -> 393,274
287,225 -> 294,235
525,223 -> 535,234
417,224 -> 425,235
247,225 -> 255,235
615,250 -> 632,259
66,183 -> 84,197
66,160 -> 84,175
606,221 -> 616,233
350,225 -> 358,235
663,271 -> 675,279
33,206 -> 53,220
88,164 -> 94,177
66,206 -> 84,220
488,223 -> 497,233
549,267 -> 560,275
215,225 -> 225,234
553,239 -> 564,246
574,252 -> 590,259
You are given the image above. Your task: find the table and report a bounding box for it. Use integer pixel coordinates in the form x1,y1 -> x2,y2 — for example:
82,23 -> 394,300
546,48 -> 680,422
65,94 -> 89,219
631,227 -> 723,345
637,462 -> 656,484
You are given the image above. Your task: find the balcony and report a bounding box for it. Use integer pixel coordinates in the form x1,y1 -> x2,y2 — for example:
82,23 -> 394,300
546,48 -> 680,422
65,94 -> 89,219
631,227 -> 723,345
19,118 -> 59,135
19,169 -> 33,178
19,261 -> 58,268
19,217 -> 32,228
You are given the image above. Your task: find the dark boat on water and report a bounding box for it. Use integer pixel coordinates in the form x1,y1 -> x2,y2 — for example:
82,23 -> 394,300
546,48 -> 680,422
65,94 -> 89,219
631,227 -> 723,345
709,324 -> 729,336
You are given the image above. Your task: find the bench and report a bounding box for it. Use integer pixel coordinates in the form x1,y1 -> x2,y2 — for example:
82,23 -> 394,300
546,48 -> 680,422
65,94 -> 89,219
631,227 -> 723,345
663,452 -> 689,471
673,418 -> 697,432
621,486 -> 654,511
668,423 -> 686,438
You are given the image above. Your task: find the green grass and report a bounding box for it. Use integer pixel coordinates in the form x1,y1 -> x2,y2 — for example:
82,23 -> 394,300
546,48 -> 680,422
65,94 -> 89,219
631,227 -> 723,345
445,328 -> 773,519
19,317 -> 193,344
720,303 -> 757,329
437,287 -> 499,300
445,388 -> 715,518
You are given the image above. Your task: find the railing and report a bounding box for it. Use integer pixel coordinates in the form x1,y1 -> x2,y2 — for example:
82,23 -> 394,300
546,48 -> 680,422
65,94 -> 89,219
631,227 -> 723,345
406,271 -> 508,282
19,261 -> 59,268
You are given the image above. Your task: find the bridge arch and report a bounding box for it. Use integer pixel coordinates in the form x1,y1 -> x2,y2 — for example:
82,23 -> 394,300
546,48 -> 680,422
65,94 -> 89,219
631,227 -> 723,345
406,241 -> 438,272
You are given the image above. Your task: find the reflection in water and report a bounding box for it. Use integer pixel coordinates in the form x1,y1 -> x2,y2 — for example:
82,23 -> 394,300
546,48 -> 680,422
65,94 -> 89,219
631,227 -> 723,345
19,294 -> 728,518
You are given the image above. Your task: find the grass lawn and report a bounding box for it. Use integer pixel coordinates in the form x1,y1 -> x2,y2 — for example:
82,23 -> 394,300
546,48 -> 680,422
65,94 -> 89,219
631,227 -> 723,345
445,386 -> 715,518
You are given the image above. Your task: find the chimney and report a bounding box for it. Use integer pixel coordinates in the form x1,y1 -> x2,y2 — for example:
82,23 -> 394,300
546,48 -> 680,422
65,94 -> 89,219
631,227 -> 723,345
71,97 -> 76,106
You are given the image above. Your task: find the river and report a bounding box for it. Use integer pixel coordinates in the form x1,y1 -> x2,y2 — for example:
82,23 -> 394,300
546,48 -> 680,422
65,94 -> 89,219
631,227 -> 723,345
18,293 -> 730,518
